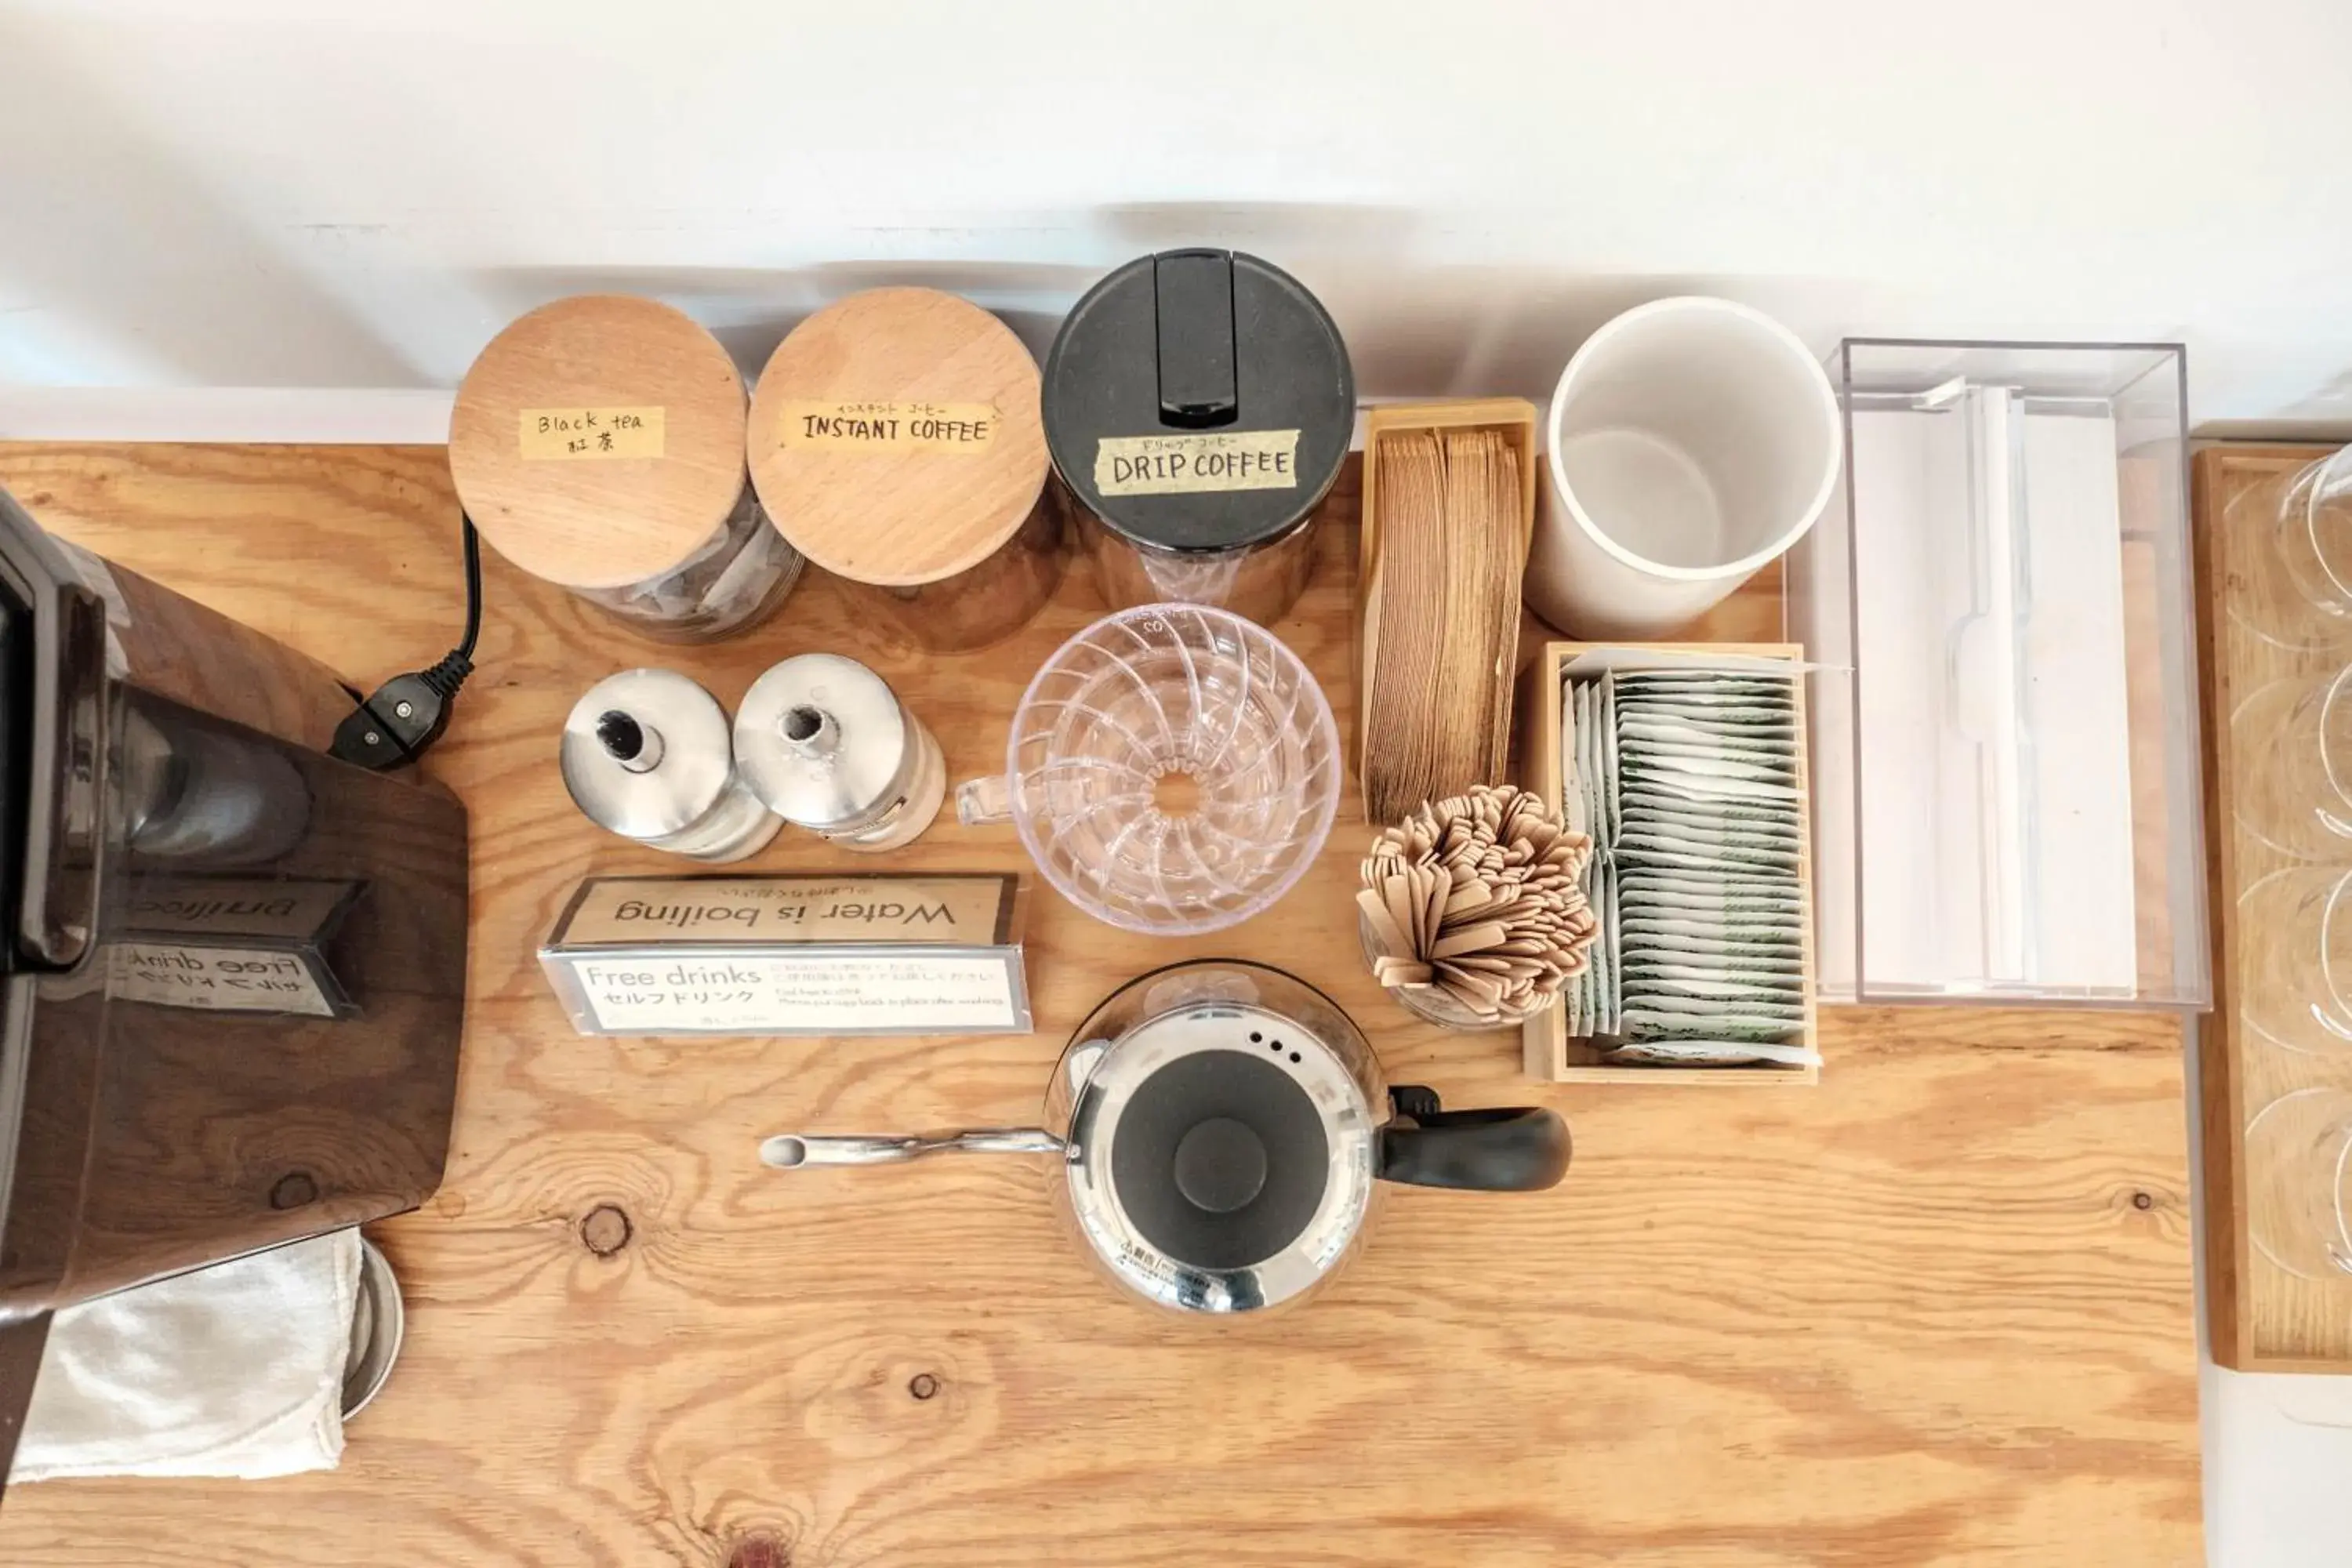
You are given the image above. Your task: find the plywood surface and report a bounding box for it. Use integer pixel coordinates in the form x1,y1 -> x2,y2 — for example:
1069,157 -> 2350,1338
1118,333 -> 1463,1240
0,444 -> 2198,1566
2192,441 -> 2352,1371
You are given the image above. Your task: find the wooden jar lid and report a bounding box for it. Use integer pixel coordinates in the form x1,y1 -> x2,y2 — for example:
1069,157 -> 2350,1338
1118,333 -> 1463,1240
746,289 -> 1047,587
449,296 -> 750,591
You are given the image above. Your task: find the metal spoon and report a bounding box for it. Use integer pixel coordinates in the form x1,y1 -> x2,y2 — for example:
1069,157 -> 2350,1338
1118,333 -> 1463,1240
758,1128 -> 1063,1168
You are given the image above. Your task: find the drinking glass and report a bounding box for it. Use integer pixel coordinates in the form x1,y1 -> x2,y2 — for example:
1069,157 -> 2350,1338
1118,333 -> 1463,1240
2231,667 -> 2352,859
2238,448 -> 2352,649
2239,868 -> 2352,1057
2248,1088 -> 2352,1279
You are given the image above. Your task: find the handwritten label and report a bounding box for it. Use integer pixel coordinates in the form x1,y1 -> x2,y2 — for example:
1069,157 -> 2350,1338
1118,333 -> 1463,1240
775,401 -> 999,454
107,942 -> 335,1018
567,953 -> 1019,1033
1094,429 -> 1301,495
518,406 -> 666,460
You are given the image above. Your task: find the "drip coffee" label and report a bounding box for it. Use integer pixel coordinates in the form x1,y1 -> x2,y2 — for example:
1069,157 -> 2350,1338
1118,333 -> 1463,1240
1094,429 -> 1301,495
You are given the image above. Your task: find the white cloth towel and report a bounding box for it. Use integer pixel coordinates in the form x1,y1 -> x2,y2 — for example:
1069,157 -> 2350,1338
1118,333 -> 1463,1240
13,1229 -> 358,1482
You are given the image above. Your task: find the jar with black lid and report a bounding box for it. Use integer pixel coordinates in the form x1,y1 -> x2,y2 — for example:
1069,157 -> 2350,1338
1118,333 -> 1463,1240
1042,250 -> 1354,626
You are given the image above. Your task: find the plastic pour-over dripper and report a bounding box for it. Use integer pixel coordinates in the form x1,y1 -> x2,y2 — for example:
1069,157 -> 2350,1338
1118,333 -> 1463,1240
956,604 -> 1340,935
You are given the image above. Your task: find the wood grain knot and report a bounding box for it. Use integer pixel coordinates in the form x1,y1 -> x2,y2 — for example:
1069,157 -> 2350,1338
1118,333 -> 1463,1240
270,1171 -> 320,1210
724,1533 -> 789,1568
908,1373 -> 940,1401
580,1203 -> 633,1257
2132,1190 -> 2155,1210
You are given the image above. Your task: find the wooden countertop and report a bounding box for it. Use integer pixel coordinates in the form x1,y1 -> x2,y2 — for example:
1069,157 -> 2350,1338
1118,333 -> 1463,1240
0,444 -> 2200,1567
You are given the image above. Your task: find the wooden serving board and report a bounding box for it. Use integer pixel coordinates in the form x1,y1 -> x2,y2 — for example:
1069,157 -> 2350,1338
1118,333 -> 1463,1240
0,443 -> 2198,1566
2193,441 -> 2352,1371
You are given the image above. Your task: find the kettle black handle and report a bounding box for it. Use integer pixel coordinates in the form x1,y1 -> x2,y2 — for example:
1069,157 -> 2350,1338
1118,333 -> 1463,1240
1377,1087 -> 1571,1192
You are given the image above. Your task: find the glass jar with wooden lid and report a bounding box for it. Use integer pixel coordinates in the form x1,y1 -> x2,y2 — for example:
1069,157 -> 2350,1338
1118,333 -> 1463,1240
449,295 -> 802,643
746,288 -> 1065,652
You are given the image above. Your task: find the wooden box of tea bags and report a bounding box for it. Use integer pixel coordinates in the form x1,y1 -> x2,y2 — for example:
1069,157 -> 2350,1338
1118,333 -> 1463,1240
1516,641 -> 1820,1085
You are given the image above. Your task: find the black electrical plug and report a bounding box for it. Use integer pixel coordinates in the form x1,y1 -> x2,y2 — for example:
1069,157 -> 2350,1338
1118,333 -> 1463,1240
329,517 -> 482,771
331,652 -> 473,768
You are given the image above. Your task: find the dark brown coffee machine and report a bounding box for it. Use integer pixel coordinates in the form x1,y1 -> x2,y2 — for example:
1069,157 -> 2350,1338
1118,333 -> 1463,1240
0,487 -> 470,1489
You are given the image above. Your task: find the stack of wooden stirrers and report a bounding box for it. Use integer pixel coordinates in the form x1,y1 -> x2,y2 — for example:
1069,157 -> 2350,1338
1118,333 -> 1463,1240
1361,426 -> 1527,825
1357,786 -> 1598,1025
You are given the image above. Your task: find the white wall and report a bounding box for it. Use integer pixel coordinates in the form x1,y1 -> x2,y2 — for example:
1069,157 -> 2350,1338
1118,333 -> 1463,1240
5,0 -> 2352,432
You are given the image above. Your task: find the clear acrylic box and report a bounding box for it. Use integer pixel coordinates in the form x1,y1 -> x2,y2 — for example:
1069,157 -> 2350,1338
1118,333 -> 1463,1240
1786,340 -> 2209,1008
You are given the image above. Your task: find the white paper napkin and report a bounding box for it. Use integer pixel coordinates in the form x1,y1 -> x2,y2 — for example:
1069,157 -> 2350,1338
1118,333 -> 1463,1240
13,1229 -> 359,1482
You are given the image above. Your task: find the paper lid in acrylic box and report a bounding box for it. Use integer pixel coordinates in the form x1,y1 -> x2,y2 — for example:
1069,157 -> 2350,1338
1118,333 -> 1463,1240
1785,340 -> 2209,1010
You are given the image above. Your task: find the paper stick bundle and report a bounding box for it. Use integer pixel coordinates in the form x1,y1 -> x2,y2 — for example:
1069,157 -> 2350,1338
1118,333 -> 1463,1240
1358,785 -> 1599,1025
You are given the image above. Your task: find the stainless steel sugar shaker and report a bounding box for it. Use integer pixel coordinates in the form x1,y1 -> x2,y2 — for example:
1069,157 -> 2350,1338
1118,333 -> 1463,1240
734,653 -> 944,851
561,669 -> 781,861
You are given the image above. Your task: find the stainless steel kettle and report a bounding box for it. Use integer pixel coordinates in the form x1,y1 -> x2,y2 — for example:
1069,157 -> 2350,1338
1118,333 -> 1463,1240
760,960 -> 1570,1313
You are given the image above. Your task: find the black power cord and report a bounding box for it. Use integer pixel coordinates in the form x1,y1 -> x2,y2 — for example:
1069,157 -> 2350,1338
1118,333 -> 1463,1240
329,515 -> 482,770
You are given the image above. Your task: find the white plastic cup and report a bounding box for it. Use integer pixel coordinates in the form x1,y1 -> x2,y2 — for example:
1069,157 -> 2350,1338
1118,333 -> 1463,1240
1526,297 -> 1842,637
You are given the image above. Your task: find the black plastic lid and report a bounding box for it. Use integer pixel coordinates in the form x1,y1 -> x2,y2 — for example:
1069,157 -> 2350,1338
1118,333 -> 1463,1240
1043,249 -> 1355,556
1107,1049 -> 1330,1272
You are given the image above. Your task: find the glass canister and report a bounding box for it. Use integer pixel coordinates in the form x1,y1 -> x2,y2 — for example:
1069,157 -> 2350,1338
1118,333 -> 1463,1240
1042,250 -> 1355,626
449,295 -> 803,643
746,288 -> 1065,652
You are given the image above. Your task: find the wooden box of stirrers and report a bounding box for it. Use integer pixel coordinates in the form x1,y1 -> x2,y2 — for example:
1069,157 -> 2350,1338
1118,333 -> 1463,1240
1354,398 -> 1539,823
1515,641 -> 1821,1086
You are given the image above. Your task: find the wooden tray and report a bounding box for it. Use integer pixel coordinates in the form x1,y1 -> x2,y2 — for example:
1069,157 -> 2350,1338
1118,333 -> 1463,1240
1515,640 -> 1820,1085
2194,440 -> 2352,1371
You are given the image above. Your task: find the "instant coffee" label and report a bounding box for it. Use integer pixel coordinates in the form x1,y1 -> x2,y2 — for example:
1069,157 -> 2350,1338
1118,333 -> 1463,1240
775,401 -> 999,454
1094,429 -> 1301,495
518,407 -> 666,460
